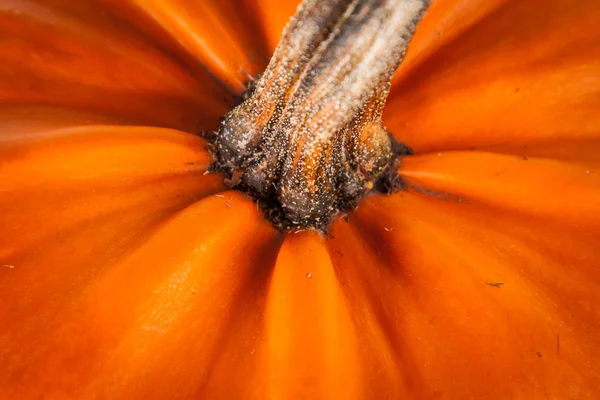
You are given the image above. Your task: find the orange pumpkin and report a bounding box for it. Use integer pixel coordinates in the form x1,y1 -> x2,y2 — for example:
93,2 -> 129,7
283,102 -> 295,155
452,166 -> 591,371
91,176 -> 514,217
1,0 -> 599,399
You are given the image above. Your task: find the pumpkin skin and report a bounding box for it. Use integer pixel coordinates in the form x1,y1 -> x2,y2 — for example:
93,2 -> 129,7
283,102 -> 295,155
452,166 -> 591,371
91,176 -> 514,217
1,0 -> 599,399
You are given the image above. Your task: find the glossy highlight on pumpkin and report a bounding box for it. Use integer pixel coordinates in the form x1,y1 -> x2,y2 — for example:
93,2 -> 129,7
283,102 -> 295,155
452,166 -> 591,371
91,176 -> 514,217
0,0 -> 599,399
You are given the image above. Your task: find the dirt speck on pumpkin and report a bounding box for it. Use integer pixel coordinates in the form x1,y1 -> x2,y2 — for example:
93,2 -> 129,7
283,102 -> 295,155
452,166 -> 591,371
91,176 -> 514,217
483,281 -> 504,288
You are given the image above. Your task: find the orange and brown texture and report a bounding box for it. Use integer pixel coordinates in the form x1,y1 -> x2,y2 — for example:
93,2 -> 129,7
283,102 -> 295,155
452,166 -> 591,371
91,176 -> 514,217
1,0 -> 599,399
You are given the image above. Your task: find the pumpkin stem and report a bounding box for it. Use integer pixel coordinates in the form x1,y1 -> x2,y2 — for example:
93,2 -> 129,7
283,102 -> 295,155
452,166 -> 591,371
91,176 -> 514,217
214,0 -> 429,231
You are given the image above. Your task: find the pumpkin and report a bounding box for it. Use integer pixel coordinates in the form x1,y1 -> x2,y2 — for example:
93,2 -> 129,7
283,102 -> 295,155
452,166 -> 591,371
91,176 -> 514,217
1,0 -> 599,399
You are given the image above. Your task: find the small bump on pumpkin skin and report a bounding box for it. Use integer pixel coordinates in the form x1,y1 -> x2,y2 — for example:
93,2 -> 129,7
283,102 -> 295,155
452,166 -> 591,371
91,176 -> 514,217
208,0 -> 430,232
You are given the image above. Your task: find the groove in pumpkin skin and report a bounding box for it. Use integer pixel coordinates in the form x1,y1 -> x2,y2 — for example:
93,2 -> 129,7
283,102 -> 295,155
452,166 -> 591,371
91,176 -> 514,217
410,185 -> 465,203
466,139 -> 600,169
0,106 -> 137,142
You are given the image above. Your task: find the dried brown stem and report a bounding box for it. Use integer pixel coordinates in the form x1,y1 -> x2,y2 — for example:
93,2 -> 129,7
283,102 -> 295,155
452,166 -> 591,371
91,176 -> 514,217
215,0 -> 430,230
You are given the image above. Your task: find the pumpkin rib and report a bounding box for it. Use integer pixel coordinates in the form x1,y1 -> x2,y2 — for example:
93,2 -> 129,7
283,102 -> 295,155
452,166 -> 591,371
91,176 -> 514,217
331,215 -> 550,400
264,231 -> 363,400
0,124 -> 218,178
328,221 -> 435,399
83,192 -> 281,399
391,0 -> 516,87
399,151 -> 600,231
327,192 -> 600,399
360,192 -> 600,331
0,0 -> 230,132
0,125 -> 224,259
0,202 -> 187,338
11,0 -> 209,81
98,0 -> 271,94
0,123 -> 213,150
385,0 -> 600,154
0,192 -> 281,399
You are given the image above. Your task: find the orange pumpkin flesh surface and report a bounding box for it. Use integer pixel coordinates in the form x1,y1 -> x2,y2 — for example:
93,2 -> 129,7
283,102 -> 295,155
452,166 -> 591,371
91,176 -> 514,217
0,0 -> 599,399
